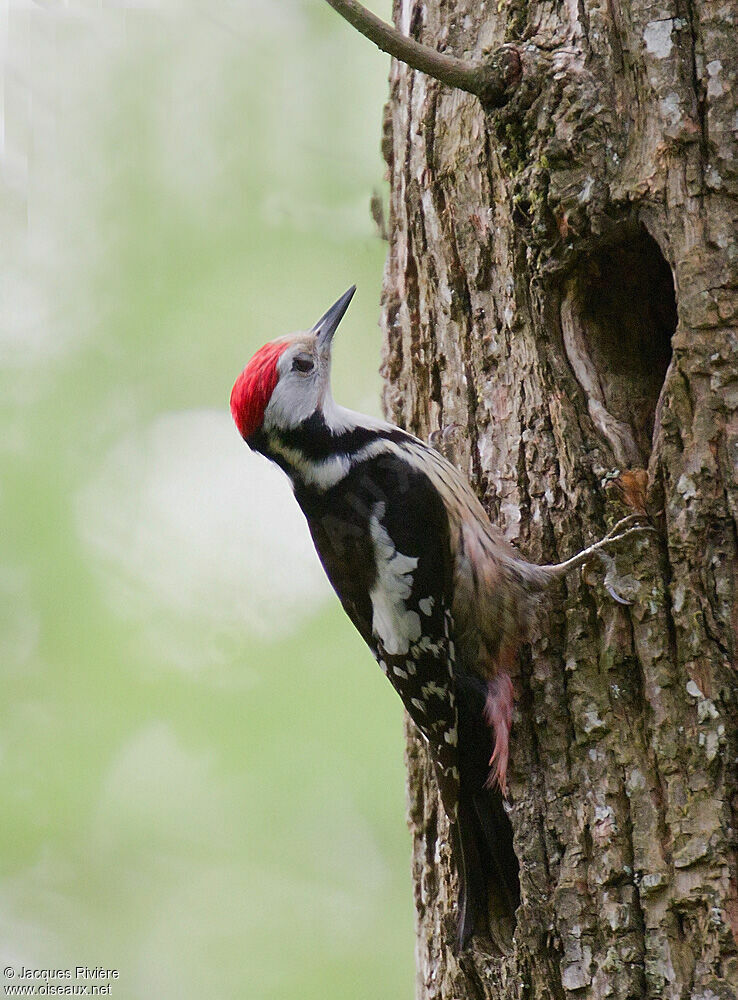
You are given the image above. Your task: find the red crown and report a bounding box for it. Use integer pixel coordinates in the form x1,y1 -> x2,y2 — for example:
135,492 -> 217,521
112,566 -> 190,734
230,340 -> 289,440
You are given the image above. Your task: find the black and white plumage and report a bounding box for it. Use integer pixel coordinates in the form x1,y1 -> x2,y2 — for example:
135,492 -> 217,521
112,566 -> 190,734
230,286 -> 652,948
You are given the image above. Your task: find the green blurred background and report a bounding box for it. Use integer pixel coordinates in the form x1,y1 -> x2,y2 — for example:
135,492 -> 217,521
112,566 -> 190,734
0,1 -> 414,996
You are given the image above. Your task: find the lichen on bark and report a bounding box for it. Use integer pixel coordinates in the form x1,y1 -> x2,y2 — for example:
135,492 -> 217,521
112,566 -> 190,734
378,0 -> 737,997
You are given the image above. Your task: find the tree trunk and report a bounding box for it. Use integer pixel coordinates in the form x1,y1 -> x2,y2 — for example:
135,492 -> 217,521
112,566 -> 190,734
378,0 -> 737,997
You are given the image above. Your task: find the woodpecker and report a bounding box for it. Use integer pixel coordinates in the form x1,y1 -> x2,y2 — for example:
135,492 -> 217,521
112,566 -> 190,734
230,286 -> 652,948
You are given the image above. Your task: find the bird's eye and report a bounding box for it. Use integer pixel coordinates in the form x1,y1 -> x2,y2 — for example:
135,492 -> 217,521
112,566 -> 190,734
292,356 -> 314,374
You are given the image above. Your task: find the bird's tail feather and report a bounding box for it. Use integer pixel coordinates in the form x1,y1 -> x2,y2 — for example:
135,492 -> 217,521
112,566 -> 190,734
452,787 -> 519,952
453,670 -> 520,952
451,796 -> 485,951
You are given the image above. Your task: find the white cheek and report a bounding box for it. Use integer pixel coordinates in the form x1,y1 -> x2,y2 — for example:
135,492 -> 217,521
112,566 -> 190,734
263,373 -> 320,431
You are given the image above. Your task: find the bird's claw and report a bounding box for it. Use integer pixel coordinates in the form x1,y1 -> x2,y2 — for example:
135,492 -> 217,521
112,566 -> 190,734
605,583 -> 633,606
583,527 -> 651,605
428,424 -> 463,464
594,549 -> 638,605
601,513 -> 645,542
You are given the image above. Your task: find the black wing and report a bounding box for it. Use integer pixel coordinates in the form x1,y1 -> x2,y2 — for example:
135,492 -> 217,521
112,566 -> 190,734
297,449 -> 519,949
299,451 -> 460,819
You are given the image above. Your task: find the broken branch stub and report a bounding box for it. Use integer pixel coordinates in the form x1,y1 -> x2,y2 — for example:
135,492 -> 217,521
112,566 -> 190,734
324,0 -> 522,109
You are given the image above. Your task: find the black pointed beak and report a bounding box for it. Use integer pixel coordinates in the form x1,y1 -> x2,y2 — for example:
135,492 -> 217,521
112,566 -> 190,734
312,285 -> 356,352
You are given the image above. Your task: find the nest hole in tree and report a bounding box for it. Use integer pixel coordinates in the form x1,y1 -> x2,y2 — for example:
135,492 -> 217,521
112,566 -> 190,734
561,226 -> 677,465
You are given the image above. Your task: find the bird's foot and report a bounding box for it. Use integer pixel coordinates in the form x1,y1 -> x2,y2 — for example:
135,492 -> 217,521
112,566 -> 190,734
428,424 -> 463,465
583,548 -> 638,605
589,513 -> 656,552
568,514 -> 655,604
549,514 -> 656,588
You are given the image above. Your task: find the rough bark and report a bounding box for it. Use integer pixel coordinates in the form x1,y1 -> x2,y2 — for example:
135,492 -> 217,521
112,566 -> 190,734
378,0 -> 737,997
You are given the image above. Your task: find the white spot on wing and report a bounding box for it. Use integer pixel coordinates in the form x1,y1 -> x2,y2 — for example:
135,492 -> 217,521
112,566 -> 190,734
418,596 -> 434,616
368,503 -> 422,656
416,636 -> 442,656
422,682 -> 447,700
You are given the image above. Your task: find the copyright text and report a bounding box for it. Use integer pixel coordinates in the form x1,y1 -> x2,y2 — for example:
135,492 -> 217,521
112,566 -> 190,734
3,968 -> 119,997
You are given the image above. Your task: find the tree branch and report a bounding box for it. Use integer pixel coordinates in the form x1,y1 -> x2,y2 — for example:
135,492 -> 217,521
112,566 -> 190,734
323,0 -> 522,108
